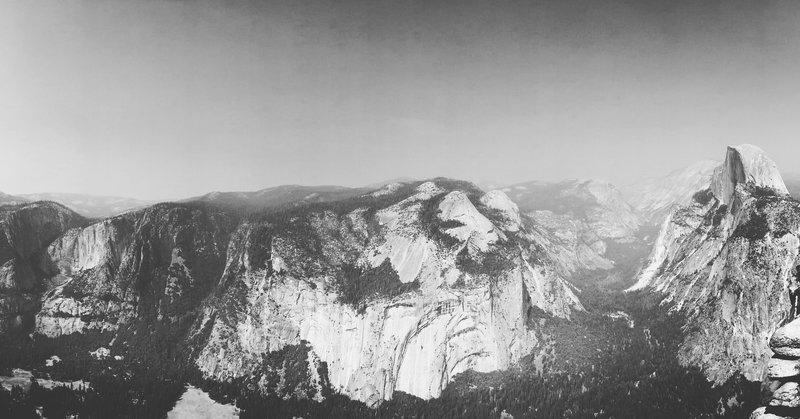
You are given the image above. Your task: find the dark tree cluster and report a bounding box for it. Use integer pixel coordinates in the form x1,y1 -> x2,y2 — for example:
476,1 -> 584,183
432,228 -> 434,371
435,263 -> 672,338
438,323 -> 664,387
335,259 -> 419,312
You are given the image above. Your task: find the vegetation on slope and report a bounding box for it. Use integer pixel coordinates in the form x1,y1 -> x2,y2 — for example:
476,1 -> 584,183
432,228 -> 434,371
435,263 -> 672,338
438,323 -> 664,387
335,259 -> 419,313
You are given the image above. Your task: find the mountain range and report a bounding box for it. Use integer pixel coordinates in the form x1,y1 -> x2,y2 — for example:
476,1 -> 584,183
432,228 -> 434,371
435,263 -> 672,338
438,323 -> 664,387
0,144 -> 799,418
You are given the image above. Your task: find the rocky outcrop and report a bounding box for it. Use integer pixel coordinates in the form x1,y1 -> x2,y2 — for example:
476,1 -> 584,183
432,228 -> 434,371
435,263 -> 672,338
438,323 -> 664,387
711,145 -> 789,206
192,180 -> 583,406
751,318 -> 800,418
0,180 -> 587,407
0,202 -> 85,332
629,145 -> 800,385
34,202 -> 235,337
772,320 -> 800,358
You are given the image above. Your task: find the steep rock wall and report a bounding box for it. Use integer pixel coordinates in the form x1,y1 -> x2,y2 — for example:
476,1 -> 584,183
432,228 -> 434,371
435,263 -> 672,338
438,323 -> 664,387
630,145 -> 800,384
711,145 -> 789,206
0,202 -> 85,332
192,182 -> 582,405
34,203 -> 235,337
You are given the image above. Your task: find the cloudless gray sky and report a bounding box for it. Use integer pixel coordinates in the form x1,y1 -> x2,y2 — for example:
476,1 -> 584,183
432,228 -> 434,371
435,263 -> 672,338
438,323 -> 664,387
2,0 -> 800,200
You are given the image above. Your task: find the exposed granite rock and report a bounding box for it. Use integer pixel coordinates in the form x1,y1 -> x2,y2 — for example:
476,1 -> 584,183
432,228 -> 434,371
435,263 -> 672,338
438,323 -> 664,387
0,202 -> 85,332
751,319 -> 800,416
750,406 -> 790,419
629,145 -> 800,384
34,202 -> 235,337
772,319 -> 800,358
710,145 -> 789,206
192,180 -> 583,405
1,180 -> 590,406
770,382 -> 800,408
769,357 -> 800,379
479,190 -> 522,232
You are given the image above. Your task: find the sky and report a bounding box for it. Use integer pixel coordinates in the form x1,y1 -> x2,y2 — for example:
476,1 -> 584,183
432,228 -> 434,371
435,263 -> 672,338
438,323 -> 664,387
2,0 -> 800,200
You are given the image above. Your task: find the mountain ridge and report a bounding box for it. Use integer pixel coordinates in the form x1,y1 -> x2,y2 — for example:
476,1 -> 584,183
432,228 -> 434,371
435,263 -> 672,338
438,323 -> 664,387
627,144 -> 800,385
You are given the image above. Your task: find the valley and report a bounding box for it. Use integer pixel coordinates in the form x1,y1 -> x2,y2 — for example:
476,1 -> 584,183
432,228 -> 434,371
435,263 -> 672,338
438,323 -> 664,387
0,144 -> 797,418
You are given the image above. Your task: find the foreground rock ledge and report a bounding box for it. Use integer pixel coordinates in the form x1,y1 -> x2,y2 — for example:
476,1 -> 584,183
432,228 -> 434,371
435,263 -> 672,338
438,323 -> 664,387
769,357 -> 800,379
771,318 -> 800,358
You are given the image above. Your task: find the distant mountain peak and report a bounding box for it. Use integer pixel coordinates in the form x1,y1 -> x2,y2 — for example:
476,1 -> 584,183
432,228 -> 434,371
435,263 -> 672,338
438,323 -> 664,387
624,160 -> 720,225
710,144 -> 789,205
0,192 -> 29,206
364,177 -> 417,189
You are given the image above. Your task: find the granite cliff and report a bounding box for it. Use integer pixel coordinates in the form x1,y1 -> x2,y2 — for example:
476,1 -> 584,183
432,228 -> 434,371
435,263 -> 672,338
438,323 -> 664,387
33,202 -> 236,337
628,144 -> 800,384
1,180 -> 583,407
0,202 -> 86,333
191,180 -> 582,406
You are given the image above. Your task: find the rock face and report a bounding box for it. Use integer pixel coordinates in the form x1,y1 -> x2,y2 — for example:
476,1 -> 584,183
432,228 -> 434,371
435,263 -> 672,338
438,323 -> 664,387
768,357 -> 800,379
628,144 -> 800,384
191,180 -> 583,406
752,318 -> 800,417
711,145 -> 789,206
33,202 -> 235,337
0,202 -> 85,332
772,320 -> 800,358
2,180 -> 585,407
771,380 -> 800,408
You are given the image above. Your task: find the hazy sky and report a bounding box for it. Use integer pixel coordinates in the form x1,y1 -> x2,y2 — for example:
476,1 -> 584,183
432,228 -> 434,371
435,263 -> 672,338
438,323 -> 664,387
2,0 -> 800,200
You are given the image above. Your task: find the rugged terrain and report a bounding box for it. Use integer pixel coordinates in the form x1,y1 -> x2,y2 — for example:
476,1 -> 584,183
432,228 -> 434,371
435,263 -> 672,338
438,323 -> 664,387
1,146 -> 797,418
501,179 -> 650,289
33,201 -> 236,338
0,202 -> 86,333
0,180 -> 586,408
629,144 -> 800,385
191,180 -> 582,405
